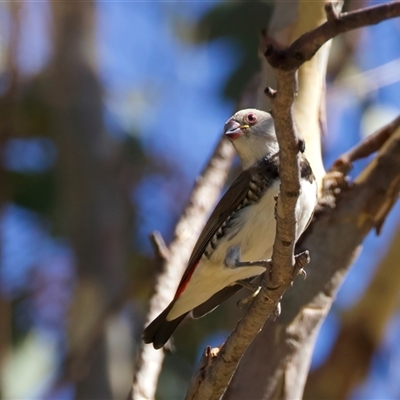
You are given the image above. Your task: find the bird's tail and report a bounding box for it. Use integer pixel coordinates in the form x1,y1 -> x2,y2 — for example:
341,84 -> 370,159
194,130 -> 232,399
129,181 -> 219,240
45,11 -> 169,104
142,303 -> 188,349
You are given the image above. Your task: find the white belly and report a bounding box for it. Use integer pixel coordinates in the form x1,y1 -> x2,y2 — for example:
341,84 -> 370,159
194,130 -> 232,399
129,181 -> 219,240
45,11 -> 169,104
167,178 -> 317,320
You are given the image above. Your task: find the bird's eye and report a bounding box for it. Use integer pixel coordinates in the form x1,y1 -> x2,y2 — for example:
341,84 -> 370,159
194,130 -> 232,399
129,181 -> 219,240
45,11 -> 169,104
246,113 -> 257,124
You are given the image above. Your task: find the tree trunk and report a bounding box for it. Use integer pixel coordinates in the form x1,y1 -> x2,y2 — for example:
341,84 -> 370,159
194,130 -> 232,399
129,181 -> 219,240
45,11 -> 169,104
48,3 -> 130,398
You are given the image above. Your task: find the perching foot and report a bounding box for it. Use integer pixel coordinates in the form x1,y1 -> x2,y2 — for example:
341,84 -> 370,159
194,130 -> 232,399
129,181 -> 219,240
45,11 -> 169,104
224,246 -> 273,270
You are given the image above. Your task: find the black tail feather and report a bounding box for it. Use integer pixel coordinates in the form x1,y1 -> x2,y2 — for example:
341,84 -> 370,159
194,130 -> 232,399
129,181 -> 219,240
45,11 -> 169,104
143,279 -> 256,348
142,303 -> 188,349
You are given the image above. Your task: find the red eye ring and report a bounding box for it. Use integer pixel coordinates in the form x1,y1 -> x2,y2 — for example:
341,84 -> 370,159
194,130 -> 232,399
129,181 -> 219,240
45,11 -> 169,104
246,113 -> 257,125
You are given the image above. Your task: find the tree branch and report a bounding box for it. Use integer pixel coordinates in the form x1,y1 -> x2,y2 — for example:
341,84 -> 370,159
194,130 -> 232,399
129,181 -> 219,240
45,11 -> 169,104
265,2 -> 400,71
330,114 -> 400,175
269,69 -> 302,272
304,223 -> 400,399
149,231 -> 170,262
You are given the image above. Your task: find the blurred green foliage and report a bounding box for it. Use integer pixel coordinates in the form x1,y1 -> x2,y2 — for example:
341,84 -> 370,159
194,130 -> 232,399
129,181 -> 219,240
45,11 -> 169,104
5,171 -> 55,215
195,1 -> 273,101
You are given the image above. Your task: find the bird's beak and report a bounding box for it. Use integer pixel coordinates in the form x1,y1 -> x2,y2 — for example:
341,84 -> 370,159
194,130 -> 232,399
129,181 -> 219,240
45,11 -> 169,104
224,120 -> 248,140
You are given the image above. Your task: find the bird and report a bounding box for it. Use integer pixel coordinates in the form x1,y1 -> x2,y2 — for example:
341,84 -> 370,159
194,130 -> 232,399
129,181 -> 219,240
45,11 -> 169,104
143,108 -> 317,349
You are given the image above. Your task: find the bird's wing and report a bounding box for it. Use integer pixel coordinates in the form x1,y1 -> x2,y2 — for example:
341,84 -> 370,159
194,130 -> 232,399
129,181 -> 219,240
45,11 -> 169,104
174,169 -> 252,296
191,283 -> 244,318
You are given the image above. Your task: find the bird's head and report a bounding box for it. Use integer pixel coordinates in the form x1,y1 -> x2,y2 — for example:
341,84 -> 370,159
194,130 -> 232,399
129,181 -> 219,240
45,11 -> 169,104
224,109 -> 278,169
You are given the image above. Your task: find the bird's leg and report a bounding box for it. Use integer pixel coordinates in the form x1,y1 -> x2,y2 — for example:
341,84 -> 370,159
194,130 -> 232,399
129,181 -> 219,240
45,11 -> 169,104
225,246 -> 273,308
224,246 -> 273,270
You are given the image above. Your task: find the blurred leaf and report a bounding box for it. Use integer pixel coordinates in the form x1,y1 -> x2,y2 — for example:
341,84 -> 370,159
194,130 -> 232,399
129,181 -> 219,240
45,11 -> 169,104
0,78 -> 53,139
19,83 -> 52,138
11,296 -> 31,346
3,330 -> 58,399
5,171 -> 55,215
195,1 -> 274,101
122,134 -> 146,168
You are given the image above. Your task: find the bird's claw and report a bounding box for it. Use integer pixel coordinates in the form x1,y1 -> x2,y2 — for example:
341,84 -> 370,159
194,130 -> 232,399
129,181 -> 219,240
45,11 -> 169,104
272,301 -> 281,320
298,268 -> 307,280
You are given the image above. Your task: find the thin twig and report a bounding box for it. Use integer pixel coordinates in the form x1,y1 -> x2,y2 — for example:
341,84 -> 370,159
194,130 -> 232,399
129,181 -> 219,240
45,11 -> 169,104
330,114 -> 400,174
329,57 -> 400,98
149,231 -> 170,261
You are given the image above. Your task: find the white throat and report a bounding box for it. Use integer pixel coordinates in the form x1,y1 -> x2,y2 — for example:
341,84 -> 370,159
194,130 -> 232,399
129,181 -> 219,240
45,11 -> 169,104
234,137 -> 279,170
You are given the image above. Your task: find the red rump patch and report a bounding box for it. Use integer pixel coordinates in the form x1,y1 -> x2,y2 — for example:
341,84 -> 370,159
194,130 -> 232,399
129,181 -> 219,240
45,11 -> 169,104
174,260 -> 199,299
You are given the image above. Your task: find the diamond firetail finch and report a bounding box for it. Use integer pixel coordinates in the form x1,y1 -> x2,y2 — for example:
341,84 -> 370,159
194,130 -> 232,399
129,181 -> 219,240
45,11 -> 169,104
143,109 -> 317,349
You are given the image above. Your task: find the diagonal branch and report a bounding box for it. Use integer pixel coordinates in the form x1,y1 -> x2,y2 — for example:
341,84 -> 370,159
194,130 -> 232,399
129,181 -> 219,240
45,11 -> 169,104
330,114 -> 400,174
265,2 -> 400,71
